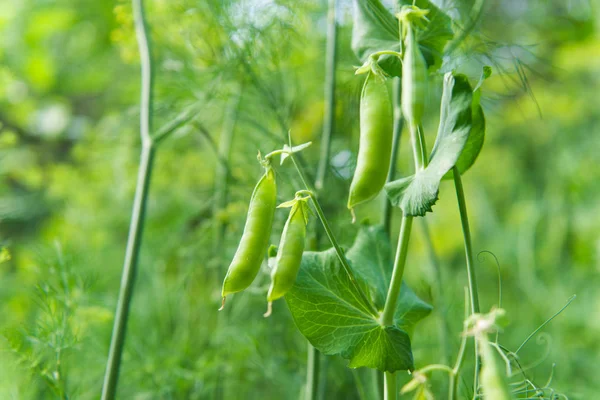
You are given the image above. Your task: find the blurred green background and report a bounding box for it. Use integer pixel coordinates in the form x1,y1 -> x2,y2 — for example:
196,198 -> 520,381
0,0 -> 598,398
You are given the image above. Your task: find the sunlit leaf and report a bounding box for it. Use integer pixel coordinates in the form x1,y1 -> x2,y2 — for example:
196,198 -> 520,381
286,226 -> 431,372
385,72 -> 473,216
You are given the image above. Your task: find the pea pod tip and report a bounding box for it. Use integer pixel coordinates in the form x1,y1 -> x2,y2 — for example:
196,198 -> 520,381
263,301 -> 273,318
218,296 -> 226,311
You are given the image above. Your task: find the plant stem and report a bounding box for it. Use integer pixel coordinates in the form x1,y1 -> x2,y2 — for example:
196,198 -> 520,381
306,344 -> 320,400
308,0 -> 338,391
101,0 -> 155,398
452,166 -> 481,396
381,215 -> 413,326
420,219 -> 451,366
315,0 -> 338,191
382,78 -> 403,235
384,371 -> 396,400
449,288 -> 471,400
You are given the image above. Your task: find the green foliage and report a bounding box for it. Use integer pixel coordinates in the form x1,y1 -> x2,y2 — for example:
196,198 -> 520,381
385,72 -> 473,216
286,226 -> 431,372
0,0 -> 598,398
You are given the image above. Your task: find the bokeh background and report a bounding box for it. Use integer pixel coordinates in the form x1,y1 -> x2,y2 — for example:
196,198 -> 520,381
0,0 -> 598,398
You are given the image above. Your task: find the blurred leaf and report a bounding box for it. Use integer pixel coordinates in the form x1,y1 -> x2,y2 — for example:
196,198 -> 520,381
385,72 -> 473,216
286,226 -> 431,372
351,0 -> 453,77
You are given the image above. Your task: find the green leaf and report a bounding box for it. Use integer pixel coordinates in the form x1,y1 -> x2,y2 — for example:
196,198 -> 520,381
351,0 -> 453,77
385,72 -> 473,216
403,0 -> 454,72
351,0 -> 402,76
444,66 -> 491,179
286,225 -> 431,372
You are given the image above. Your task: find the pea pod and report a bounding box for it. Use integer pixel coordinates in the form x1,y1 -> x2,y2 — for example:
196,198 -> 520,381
265,198 -> 309,316
347,72 -> 393,213
401,16 -> 428,128
479,337 -> 514,400
220,166 -> 277,307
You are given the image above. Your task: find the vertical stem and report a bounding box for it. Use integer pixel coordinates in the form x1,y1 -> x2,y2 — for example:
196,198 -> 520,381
308,0 -> 337,393
306,345 -> 321,400
381,216 -> 413,326
382,78 -> 403,235
101,0 -> 155,398
214,89 -> 242,256
452,166 -> 481,395
420,219 -> 451,366
384,371 -> 397,400
315,0 -> 338,191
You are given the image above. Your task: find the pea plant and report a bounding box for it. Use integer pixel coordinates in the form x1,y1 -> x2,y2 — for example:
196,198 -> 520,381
218,1 -> 571,400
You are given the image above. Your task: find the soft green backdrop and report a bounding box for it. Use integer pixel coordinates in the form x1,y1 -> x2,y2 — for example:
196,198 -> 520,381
0,0 -> 598,398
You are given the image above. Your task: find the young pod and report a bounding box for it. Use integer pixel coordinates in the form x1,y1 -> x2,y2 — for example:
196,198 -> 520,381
347,72 -> 393,212
401,24 -> 428,128
479,337 -> 514,400
265,199 -> 308,315
221,166 -> 277,305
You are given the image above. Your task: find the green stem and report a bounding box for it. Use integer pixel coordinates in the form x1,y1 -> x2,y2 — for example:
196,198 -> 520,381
101,1 -> 155,398
452,166 -> 481,396
382,78 -> 403,236
449,288 -> 471,400
384,371 -> 396,400
315,0 -> 338,191
381,215 -> 413,326
306,345 -> 320,400
420,219 -> 451,366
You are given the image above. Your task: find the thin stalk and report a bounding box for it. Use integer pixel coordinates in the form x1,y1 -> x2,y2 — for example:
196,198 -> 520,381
214,89 -> 242,256
315,0 -> 338,191
101,1 -> 155,398
420,219 -> 451,365
382,78 -> 403,235
452,166 -> 481,396
384,371 -> 396,400
380,215 -> 413,326
307,0 -> 337,393
306,345 -> 320,400
449,288 -> 471,400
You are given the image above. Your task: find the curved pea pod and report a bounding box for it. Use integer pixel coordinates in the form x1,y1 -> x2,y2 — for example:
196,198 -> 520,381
220,166 -> 277,305
265,200 -> 308,315
479,338 -> 514,400
347,72 -> 394,213
401,25 -> 428,128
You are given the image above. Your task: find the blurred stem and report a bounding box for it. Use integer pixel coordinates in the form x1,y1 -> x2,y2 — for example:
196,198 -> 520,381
315,0 -> 338,191
101,0 -> 155,398
420,219 -> 451,366
308,0 -> 337,396
452,166 -> 481,396
384,371 -> 396,400
382,78 -> 403,236
449,288 -> 471,400
306,345 -> 320,400
214,89 -> 242,257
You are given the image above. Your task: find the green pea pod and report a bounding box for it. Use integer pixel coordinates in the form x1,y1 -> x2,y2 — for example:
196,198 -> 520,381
265,199 -> 308,315
220,166 -> 277,306
347,72 -> 393,213
479,337 -> 514,400
401,24 -> 428,128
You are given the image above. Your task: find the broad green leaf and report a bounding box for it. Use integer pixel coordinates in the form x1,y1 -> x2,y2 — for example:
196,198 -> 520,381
385,72 -> 473,216
351,0 -> 402,76
286,225 -> 432,372
444,67 -> 491,179
351,0 -> 453,77
400,0 -> 454,71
